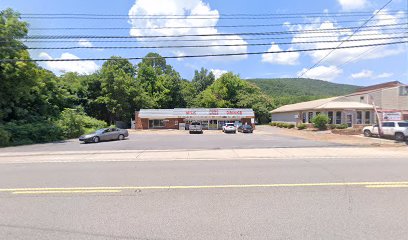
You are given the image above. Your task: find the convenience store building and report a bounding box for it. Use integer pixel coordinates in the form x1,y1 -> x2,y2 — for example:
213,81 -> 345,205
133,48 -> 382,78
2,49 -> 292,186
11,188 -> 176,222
135,108 -> 255,130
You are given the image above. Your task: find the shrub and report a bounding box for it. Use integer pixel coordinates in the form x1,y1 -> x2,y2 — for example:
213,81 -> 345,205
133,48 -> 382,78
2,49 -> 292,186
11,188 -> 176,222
56,108 -> 107,139
327,124 -> 336,130
0,127 -> 11,146
311,114 -> 330,130
336,123 -> 349,129
2,121 -> 63,146
288,124 -> 295,129
297,123 -> 307,130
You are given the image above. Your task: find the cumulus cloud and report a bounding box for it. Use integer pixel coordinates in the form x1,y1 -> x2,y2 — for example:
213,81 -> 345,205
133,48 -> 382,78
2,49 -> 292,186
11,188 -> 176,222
287,10 -> 406,65
351,69 -> 373,79
337,0 -> 367,11
351,70 -> 394,79
376,72 -> 393,78
297,65 -> 343,81
78,39 -> 93,47
128,0 -> 247,60
261,43 -> 300,65
38,52 -> 99,75
210,69 -> 228,79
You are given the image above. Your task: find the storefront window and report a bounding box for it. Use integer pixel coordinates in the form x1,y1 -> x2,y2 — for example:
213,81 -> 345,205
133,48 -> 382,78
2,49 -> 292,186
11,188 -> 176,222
365,111 -> 371,124
308,112 -> 313,123
356,111 -> 362,124
149,119 -> 164,128
335,111 -> 342,124
328,111 -> 333,124
302,112 -> 307,123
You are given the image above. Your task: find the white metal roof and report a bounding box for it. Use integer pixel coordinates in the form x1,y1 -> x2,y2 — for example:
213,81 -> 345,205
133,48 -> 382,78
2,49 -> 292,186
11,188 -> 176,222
270,97 -> 374,113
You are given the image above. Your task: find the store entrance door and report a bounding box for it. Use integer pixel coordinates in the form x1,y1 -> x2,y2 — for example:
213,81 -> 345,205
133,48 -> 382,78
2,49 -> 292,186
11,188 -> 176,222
209,120 -> 218,130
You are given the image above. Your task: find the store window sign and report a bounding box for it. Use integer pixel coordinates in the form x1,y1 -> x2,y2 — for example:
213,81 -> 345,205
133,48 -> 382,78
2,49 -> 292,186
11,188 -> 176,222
383,112 -> 401,121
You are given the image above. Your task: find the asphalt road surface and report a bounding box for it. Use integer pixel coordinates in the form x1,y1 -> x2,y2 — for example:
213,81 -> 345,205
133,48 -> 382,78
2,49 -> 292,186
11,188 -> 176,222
1,156 -> 407,239
1,127 -> 347,153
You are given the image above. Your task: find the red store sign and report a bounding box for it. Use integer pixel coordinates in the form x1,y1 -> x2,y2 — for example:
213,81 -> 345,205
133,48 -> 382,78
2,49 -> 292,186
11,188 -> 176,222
185,111 -> 196,115
227,110 -> 242,115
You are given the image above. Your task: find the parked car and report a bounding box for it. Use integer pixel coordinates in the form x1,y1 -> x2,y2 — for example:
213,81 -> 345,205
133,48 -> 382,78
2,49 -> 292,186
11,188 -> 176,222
238,124 -> 253,133
363,121 -> 408,141
79,128 -> 129,143
222,123 -> 236,134
189,121 -> 203,134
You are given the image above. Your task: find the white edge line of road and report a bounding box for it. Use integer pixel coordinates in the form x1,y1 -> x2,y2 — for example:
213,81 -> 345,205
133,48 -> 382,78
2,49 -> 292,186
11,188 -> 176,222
0,155 -> 407,164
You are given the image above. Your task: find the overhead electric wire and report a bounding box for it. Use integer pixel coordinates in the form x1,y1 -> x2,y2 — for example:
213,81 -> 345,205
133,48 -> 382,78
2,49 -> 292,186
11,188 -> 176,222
298,0 -> 394,78
27,17 -> 408,30
4,36 -> 407,50
8,31 -> 407,44
19,11 -> 407,20
19,10 -> 406,17
1,40 -> 406,63
23,23 -> 406,39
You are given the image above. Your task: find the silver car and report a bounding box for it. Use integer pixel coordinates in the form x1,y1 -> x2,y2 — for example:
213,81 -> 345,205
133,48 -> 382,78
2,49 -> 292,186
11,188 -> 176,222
79,128 -> 129,143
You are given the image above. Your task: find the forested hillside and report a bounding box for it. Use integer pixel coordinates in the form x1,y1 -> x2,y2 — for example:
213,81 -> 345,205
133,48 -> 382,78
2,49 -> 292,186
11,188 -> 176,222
247,78 -> 360,106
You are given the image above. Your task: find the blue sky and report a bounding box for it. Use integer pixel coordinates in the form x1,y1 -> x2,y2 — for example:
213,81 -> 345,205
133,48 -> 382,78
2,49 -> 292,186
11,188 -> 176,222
1,0 -> 407,86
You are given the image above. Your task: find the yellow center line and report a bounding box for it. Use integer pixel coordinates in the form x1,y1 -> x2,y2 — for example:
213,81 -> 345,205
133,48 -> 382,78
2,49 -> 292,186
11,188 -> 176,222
11,190 -> 122,195
1,181 -> 408,193
365,184 -> 408,188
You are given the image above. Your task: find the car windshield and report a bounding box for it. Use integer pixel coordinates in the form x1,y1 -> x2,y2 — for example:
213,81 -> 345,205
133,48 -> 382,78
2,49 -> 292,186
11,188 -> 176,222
226,123 -> 234,126
191,122 -> 200,125
94,129 -> 106,134
243,125 -> 252,129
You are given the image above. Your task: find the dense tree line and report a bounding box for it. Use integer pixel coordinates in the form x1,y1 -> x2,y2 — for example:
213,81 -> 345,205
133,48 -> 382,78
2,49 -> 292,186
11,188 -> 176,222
0,9 -> 274,146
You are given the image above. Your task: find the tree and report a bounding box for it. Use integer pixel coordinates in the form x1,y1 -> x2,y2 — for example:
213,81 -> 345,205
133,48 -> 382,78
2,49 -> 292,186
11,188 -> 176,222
137,53 -> 184,108
192,68 -> 215,92
0,9 -> 37,121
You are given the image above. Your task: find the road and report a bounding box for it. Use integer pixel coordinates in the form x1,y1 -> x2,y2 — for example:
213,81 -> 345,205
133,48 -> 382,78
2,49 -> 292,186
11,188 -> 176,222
1,155 -> 407,239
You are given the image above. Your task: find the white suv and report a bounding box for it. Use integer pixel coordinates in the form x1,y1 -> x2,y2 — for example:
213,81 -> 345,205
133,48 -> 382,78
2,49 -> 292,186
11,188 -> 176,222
222,123 -> 237,134
363,121 -> 408,141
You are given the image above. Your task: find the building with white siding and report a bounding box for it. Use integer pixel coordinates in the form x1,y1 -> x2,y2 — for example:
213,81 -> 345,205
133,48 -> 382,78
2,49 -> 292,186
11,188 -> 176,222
270,81 -> 408,127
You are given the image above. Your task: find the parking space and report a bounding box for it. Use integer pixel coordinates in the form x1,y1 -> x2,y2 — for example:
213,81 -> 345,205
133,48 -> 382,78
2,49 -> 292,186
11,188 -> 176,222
1,126 -> 348,153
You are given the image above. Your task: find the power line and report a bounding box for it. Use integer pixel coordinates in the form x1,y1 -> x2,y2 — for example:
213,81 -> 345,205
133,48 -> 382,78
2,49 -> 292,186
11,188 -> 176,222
4,36 -> 407,50
298,0 -> 394,78
19,10 -> 406,17
27,17 -> 408,31
8,31 -> 407,44
19,11 -> 407,20
1,40 -> 406,62
24,23 -> 406,39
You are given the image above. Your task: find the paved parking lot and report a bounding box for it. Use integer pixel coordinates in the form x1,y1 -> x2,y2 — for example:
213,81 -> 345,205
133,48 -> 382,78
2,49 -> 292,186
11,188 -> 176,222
1,126 -> 347,153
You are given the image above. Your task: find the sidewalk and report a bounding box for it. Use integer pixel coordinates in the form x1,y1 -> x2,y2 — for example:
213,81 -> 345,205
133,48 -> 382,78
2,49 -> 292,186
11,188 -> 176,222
1,147 -> 407,164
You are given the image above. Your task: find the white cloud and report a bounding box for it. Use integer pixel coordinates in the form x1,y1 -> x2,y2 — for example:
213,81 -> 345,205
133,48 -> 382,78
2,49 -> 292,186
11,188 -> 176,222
288,10 -> 407,65
350,70 -> 394,79
297,65 -> 343,81
337,0 -> 367,11
210,69 -> 228,79
376,72 -> 393,78
128,0 -> 247,60
351,69 -> 373,79
78,39 -> 93,47
38,52 -> 99,75
261,43 -> 300,65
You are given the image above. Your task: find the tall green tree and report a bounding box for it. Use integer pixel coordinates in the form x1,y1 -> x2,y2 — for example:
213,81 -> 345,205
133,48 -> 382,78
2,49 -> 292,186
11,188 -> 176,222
191,67 -> 215,93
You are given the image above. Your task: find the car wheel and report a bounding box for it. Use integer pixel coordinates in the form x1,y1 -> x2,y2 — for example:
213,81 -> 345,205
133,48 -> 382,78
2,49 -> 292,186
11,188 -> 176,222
189,131 -> 192,134
93,136 -> 100,143
118,134 -> 125,140
363,130 -> 372,137
395,132 -> 405,142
